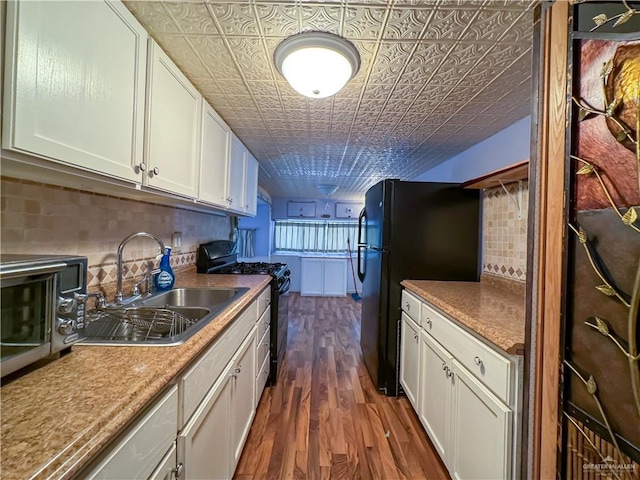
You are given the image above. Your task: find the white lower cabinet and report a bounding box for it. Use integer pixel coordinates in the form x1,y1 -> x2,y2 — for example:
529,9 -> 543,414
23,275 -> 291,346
300,258 -> 348,296
231,327 -> 258,465
419,332 -> 453,462
179,361 -> 234,480
451,359 -> 512,480
401,288 -> 521,480
86,386 -> 178,479
399,313 -> 420,409
149,442 -> 178,480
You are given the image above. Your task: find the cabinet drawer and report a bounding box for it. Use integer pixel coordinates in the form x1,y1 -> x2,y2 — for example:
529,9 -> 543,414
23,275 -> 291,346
257,305 -> 271,341
257,326 -> 270,373
257,287 -> 271,317
401,290 -> 422,325
86,386 -> 178,479
423,302 -> 513,404
181,299 -> 258,427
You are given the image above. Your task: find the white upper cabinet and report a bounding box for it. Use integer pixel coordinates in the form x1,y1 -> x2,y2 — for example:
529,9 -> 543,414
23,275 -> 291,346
145,41 -> 201,198
227,134 -> 247,213
2,0 -> 147,182
199,102 -> 230,208
244,153 -> 259,217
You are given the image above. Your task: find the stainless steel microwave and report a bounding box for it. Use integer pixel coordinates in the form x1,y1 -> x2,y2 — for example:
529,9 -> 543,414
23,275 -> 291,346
1,254 -> 89,378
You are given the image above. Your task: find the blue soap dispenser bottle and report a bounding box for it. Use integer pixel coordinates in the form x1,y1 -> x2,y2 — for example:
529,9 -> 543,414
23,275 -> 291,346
155,247 -> 175,291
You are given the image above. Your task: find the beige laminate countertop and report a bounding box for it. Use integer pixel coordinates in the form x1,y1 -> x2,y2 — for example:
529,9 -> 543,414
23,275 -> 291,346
401,277 -> 526,355
1,269 -> 271,480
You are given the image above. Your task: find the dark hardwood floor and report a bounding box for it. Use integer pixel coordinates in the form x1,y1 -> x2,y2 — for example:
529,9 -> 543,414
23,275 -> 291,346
235,293 -> 449,480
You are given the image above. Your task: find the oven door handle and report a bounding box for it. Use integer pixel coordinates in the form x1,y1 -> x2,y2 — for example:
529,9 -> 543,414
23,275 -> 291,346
279,277 -> 291,294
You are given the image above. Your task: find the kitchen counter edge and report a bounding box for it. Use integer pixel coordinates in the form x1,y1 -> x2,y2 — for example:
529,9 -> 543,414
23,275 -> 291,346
401,279 -> 526,356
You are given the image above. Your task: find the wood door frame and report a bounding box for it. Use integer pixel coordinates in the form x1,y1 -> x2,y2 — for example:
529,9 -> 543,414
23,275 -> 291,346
526,1 -> 569,479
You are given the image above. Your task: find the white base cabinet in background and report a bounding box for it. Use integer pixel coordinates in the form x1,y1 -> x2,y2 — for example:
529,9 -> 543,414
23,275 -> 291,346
400,289 -> 522,480
300,258 -> 347,296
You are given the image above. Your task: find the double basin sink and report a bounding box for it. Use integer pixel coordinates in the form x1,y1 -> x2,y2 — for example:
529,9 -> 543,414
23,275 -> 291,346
82,287 -> 249,346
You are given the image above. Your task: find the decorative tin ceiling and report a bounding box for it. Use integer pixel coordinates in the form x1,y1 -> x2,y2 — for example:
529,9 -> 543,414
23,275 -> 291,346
124,1 -> 535,200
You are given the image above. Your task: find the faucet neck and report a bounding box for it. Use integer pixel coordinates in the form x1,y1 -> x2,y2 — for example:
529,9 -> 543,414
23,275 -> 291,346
116,232 -> 166,303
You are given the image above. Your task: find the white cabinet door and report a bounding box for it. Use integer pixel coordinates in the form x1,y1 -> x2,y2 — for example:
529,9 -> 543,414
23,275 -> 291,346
451,359 -> 512,480
179,361 -> 233,480
231,328 -> 257,467
419,331 -> 453,463
300,258 -> 325,295
199,102 -> 230,208
87,386 -> 178,480
227,134 -> 247,213
244,153 -> 259,216
400,313 -> 420,409
287,201 -> 316,218
149,442 -> 177,480
145,41 -> 201,198
3,1 -> 147,182
323,259 -> 347,296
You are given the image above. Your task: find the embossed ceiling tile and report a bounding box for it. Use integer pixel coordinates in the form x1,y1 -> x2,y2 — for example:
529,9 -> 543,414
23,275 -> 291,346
299,4 -> 342,34
188,37 -> 242,81
390,82 -> 427,100
279,96 -> 310,111
225,37 -> 273,81
123,2 -> 180,34
368,42 -> 416,83
462,8 -> 527,42
411,42 -> 455,72
163,2 -> 218,34
482,43 -> 531,70
254,2 -> 299,37
446,42 -> 493,68
422,7 -> 477,41
192,77 -> 220,94
244,80 -> 280,97
343,6 -> 388,40
333,81 -> 366,100
223,94 -> 257,110
248,95 -> 282,110
154,35 -> 211,78
383,6 -> 432,40
208,2 -> 260,36
499,14 -> 534,43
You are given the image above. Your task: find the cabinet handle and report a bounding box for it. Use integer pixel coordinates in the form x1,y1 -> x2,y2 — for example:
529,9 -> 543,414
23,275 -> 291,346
263,342 -> 269,348
227,196 -> 233,204
136,162 -> 147,172
442,362 -> 447,371
425,318 -> 432,327
413,333 -> 418,341
446,367 -> 453,378
149,166 -> 160,176
474,356 -> 483,366
405,302 -> 410,311
173,463 -> 184,478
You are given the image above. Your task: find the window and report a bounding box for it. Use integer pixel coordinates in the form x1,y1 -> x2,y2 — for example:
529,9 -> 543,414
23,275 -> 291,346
274,220 -> 359,254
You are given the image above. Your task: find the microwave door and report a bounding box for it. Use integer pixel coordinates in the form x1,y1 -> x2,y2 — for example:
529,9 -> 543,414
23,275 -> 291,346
0,274 -> 54,377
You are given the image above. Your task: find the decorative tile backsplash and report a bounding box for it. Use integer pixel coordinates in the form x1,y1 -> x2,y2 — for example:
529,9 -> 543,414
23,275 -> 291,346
0,177 -> 231,291
482,180 -> 528,282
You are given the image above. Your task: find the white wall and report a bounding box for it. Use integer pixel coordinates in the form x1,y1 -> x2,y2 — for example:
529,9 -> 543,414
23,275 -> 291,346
413,116 -> 531,183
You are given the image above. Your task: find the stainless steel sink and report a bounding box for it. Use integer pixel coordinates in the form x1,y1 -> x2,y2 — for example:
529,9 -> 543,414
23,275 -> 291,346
138,288 -> 245,309
81,287 -> 249,346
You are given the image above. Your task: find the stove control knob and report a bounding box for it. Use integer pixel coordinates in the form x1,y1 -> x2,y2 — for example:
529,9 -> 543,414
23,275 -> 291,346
57,297 -> 76,316
57,319 -> 76,335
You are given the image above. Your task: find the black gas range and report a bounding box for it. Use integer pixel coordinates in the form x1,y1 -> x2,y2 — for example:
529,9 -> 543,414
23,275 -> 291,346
196,240 -> 290,385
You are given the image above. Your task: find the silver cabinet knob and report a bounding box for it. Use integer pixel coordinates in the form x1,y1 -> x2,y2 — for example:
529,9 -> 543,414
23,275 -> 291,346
474,356 -> 483,366
413,333 -> 418,341
425,317 -> 432,327
405,302 -> 410,311
137,162 -> 147,172
149,166 -> 160,176
173,463 -> 184,478
442,362 -> 447,371
57,319 -> 75,335
446,367 -> 453,378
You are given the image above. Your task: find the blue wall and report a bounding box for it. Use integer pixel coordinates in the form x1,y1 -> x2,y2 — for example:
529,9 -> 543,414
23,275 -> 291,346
238,202 -> 272,258
413,116 -> 531,183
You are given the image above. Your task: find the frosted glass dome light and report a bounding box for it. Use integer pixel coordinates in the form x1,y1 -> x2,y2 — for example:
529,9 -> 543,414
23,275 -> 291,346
274,32 -> 360,99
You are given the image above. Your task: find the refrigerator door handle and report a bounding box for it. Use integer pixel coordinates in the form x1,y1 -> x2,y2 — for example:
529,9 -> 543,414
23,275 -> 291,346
357,245 -> 366,282
358,207 -> 367,246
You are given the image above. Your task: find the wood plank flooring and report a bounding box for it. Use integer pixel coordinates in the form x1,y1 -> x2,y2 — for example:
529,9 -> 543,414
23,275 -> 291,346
235,293 -> 450,480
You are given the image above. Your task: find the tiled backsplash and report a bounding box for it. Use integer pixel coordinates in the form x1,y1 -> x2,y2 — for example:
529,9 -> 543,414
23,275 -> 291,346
0,177 -> 231,290
482,180 -> 528,282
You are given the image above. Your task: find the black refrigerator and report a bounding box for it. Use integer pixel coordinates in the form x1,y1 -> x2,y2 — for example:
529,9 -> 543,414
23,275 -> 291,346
357,179 -> 481,396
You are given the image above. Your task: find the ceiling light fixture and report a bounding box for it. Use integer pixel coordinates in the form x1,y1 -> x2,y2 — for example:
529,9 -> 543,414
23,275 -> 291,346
274,32 -> 360,99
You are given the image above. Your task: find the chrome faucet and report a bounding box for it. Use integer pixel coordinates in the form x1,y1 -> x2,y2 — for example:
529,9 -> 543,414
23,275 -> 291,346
116,232 -> 166,303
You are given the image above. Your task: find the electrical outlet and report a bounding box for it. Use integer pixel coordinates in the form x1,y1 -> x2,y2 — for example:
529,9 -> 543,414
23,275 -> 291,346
171,232 -> 182,252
